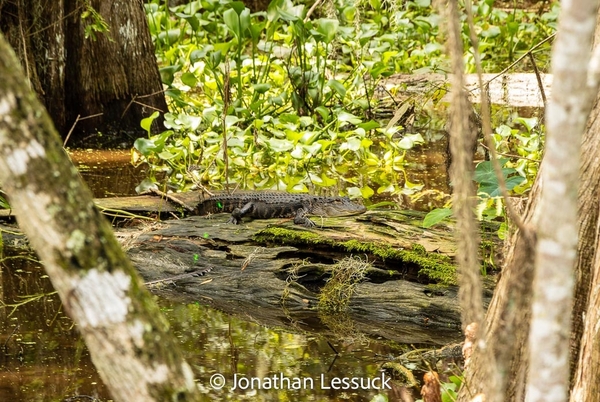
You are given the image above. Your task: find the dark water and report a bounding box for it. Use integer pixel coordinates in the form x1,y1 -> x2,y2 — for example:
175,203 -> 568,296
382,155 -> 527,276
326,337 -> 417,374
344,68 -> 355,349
68,149 -> 148,198
0,148 -> 452,401
0,255 -> 412,401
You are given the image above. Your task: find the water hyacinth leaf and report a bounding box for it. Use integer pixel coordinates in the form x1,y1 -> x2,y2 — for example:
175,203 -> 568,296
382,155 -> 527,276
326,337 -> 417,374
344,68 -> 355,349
327,79 -> 346,98
302,142 -> 322,155
475,160 -> 512,183
158,150 -> 176,160
308,173 -> 324,185
337,111 -> 362,125
135,178 -> 159,194
315,106 -> 330,121
140,111 -> 160,134
340,137 -> 362,151
159,65 -> 181,85
290,182 -> 309,192
158,28 -> 181,45
316,19 -> 339,43
514,116 -> 538,132
223,8 -> 241,39
229,1 -> 246,14
225,115 -> 241,128
360,185 -> 375,199
134,138 -> 157,156
175,13 -> 200,31
290,145 -> 304,159
181,72 -> 197,87
422,208 -> 452,228
347,186 -> 362,198
320,173 -> 338,186
267,137 -> 294,152
286,130 -> 304,142
377,184 -> 395,193
176,114 -> 202,131
253,83 -> 271,93
478,175 -> 525,197
358,120 -> 380,130
495,124 -> 512,137
397,133 -> 425,149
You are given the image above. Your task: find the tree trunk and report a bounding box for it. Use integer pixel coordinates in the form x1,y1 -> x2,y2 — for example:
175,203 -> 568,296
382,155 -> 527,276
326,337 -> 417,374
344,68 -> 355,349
0,33 -> 199,402
570,22 -> 600,400
458,1 -> 600,401
526,0 -> 599,400
0,0 -> 167,148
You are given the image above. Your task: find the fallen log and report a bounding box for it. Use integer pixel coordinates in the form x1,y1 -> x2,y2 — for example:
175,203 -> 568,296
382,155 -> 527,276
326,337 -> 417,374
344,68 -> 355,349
1,193 -> 497,346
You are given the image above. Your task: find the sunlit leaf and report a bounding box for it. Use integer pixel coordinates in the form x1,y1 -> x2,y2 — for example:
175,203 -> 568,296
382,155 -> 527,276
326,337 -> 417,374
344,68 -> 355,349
135,178 -> 158,194
140,111 -> 160,135
267,138 -> 294,152
181,72 -> 197,87
223,9 -> 241,39
397,133 -> 425,149
514,116 -> 538,132
337,111 -> 362,125
360,185 -> 375,199
340,137 -> 362,151
423,208 -> 452,228
358,120 -> 380,130
134,138 -> 156,156
158,150 -> 176,160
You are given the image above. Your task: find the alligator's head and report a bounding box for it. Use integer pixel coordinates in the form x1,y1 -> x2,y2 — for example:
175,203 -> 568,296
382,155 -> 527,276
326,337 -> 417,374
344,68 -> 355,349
309,196 -> 367,217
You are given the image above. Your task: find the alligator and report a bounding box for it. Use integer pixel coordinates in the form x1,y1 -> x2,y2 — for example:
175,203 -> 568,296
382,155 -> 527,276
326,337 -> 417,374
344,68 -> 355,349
195,191 -> 366,227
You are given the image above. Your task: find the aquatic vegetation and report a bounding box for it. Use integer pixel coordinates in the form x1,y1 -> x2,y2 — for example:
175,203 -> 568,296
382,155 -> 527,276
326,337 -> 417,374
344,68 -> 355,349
136,0 -> 557,223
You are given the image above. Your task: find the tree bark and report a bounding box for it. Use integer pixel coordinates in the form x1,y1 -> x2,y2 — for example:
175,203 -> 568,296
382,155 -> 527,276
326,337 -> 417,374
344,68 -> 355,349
458,2 -> 600,401
0,33 -> 199,402
569,16 -> 600,400
0,0 -> 167,147
526,1 -> 600,400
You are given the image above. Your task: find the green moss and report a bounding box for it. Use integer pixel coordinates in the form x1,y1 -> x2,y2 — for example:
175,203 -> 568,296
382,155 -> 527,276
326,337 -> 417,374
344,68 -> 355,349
254,227 -> 458,285
253,227 -> 324,245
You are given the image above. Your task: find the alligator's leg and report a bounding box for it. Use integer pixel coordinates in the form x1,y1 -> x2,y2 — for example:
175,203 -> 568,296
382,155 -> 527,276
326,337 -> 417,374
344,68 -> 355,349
227,202 -> 254,224
293,208 -> 316,227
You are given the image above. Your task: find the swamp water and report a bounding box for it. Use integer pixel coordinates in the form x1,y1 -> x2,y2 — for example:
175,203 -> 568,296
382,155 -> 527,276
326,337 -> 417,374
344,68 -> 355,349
1,148 -> 453,401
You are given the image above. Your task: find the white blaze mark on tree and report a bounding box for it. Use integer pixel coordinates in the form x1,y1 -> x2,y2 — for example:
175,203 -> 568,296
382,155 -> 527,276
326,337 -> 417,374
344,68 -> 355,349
130,319 -> 146,348
74,269 -> 132,327
0,96 -> 14,116
5,140 -> 46,176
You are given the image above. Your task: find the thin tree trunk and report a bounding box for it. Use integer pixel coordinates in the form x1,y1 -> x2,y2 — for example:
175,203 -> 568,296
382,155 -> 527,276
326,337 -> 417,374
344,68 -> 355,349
0,33 -> 200,402
570,29 -> 600,402
459,1 -> 600,400
527,1 -> 600,400
440,0 -> 491,398
569,10 -> 600,389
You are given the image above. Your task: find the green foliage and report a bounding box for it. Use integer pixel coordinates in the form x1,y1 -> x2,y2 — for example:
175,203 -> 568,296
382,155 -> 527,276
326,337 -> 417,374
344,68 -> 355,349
441,375 -> 462,402
138,0 -> 555,205
423,112 -> 543,234
81,1 -> 112,41
422,207 -> 452,228
465,1 -> 559,72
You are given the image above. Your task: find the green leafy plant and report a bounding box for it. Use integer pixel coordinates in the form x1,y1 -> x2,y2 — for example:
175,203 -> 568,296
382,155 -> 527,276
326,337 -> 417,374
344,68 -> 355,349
138,0 -> 556,210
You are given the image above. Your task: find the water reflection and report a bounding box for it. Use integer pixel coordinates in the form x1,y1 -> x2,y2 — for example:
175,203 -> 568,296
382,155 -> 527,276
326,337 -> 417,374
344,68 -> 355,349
1,252 -> 412,401
160,299 -> 405,401
0,252 -> 109,401
68,149 -> 147,198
